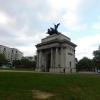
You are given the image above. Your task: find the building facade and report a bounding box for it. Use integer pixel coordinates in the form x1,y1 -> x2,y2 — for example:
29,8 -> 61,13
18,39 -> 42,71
0,45 -> 23,62
36,33 -> 77,73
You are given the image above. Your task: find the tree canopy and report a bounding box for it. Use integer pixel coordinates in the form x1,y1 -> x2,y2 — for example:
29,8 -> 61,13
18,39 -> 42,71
93,50 -> 100,70
13,58 -> 36,70
0,53 -> 8,66
76,57 -> 94,71
93,50 -> 100,62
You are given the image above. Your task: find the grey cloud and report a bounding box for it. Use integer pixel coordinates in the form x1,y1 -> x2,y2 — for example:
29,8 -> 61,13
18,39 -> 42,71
0,0 -> 92,56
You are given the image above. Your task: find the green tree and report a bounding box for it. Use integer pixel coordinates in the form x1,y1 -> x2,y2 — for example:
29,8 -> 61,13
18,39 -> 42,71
13,59 -> 36,70
93,50 -> 100,71
93,50 -> 100,61
13,60 -> 21,67
0,53 -> 8,66
76,57 -> 94,71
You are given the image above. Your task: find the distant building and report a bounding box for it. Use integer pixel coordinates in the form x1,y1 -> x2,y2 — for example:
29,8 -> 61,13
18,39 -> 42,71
0,45 -> 23,62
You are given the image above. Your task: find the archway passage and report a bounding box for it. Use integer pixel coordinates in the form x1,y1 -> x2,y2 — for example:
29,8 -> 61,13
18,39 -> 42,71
46,52 -> 51,72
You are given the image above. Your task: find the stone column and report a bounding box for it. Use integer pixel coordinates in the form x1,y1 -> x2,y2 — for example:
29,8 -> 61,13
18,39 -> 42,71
63,48 -> 66,68
61,47 -> 64,68
36,51 -> 39,69
55,47 -> 58,68
38,51 -> 40,68
51,48 -> 53,68
72,49 -> 76,72
39,51 -> 42,69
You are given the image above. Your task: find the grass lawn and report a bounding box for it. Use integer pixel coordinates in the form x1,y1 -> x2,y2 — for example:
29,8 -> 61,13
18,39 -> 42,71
0,72 -> 100,100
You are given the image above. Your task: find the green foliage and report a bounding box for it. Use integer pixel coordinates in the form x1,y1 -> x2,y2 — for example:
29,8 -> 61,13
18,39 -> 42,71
76,57 -> 95,71
93,50 -> 100,69
13,59 -> 36,69
93,50 -> 100,62
0,53 -> 8,66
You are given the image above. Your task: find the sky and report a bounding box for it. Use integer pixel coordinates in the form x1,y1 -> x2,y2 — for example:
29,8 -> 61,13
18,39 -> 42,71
0,0 -> 100,60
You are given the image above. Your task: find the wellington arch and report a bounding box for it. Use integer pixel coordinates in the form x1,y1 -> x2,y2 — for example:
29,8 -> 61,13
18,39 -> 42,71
36,24 -> 77,73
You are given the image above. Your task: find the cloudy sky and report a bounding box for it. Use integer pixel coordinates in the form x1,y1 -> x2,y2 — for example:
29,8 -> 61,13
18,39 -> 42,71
0,0 -> 100,60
